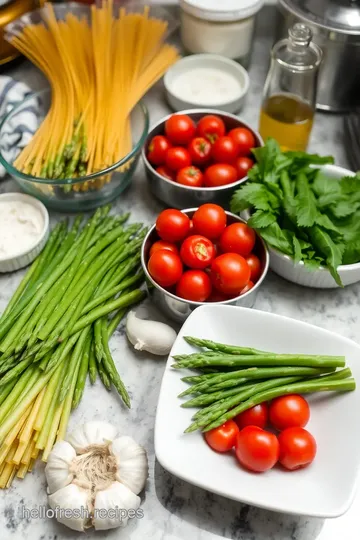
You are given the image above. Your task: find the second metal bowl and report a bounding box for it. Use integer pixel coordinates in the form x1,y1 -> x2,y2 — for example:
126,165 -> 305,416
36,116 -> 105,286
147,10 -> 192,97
142,109 -> 263,210
141,208 -> 269,323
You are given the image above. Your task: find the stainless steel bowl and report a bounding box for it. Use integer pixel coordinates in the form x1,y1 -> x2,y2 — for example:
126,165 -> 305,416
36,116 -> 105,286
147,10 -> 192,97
141,109 -> 263,209
141,208 -> 269,323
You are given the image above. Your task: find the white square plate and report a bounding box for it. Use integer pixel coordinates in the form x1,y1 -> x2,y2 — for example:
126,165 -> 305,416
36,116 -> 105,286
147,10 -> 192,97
155,305 -> 360,518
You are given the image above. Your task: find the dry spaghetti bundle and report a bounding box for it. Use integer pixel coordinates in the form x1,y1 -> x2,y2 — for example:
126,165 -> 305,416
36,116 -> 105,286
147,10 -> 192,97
9,1 -> 179,181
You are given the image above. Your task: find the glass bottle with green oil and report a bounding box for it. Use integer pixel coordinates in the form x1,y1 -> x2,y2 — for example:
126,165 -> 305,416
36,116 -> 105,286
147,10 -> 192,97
259,23 -> 322,152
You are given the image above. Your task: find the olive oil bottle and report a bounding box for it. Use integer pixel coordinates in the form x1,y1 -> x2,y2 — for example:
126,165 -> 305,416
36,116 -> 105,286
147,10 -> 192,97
259,24 -> 322,152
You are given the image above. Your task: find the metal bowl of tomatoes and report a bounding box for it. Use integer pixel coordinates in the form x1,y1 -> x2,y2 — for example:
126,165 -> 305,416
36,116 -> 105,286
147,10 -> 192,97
141,109 -> 263,209
141,206 -> 269,323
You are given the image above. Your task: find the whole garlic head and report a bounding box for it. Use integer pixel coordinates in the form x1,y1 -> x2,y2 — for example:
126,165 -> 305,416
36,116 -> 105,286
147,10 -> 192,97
45,422 -> 148,531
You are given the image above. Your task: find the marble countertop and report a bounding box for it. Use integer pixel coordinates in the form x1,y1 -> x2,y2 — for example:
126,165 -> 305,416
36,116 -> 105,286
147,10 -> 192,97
0,5 -> 357,540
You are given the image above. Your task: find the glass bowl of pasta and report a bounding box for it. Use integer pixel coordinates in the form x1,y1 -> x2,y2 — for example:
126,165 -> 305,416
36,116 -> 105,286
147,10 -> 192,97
0,1 -> 179,210
0,88 -> 149,211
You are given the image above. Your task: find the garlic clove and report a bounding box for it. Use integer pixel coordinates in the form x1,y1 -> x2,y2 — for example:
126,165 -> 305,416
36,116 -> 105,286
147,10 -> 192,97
45,440 -> 76,494
48,483 -> 91,532
93,482 -> 140,530
111,436 -> 148,495
66,421 -> 117,452
126,311 -> 177,356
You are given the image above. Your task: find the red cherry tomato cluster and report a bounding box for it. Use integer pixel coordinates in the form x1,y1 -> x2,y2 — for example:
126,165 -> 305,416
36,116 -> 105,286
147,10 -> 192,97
147,205 -> 262,303
205,394 -> 317,473
146,114 -> 256,188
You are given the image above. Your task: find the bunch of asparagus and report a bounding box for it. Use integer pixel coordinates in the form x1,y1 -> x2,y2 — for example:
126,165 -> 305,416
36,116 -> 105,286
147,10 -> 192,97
173,337 -> 356,433
0,207 -> 146,487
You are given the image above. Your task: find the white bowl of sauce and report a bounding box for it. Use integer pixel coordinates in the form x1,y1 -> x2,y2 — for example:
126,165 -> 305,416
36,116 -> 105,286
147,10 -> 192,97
164,54 -> 249,113
0,192 -> 49,273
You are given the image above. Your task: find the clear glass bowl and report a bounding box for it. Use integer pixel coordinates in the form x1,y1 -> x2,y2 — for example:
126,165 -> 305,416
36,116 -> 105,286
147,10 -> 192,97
0,88 -> 149,211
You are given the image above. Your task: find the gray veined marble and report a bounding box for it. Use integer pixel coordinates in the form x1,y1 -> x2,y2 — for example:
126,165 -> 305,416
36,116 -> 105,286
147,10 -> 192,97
0,5 -> 357,540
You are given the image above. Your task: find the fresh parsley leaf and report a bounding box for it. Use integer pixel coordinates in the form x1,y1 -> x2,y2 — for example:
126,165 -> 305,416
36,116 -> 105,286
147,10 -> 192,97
257,222 -> 294,256
285,151 -> 334,169
247,210 -> 276,228
292,235 -> 302,264
312,171 -> 341,197
330,200 -> 358,219
230,183 -> 280,213
295,173 -> 318,227
303,258 -> 322,271
309,226 -> 344,287
231,184 -> 265,212
315,214 -> 342,237
247,164 -> 260,182
252,138 -> 292,184
342,240 -> 360,265
339,175 -> 360,194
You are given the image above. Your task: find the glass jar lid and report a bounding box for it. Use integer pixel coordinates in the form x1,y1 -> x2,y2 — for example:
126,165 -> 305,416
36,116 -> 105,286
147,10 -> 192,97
180,0 -> 264,22
279,0 -> 360,35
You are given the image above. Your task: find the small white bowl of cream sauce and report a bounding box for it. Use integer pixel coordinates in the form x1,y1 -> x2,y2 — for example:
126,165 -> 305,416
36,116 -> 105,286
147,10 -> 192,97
164,54 -> 250,113
0,192 -> 49,273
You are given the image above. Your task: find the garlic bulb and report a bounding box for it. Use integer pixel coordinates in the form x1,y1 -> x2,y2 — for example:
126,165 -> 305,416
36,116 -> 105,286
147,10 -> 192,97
45,440 -> 76,494
45,422 -> 148,531
66,421 -> 117,452
111,436 -> 148,494
94,482 -> 140,530
126,311 -> 177,355
48,484 -> 90,532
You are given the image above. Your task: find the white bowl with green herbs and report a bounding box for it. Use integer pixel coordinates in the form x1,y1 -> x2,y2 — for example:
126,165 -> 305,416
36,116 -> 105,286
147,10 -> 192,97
232,139 -> 360,289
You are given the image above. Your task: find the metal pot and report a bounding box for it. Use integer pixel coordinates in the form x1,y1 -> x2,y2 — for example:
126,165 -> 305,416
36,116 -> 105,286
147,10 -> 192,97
277,0 -> 360,112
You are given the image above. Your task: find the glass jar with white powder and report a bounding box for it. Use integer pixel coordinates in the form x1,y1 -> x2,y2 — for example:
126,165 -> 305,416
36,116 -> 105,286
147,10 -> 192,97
179,0 -> 264,67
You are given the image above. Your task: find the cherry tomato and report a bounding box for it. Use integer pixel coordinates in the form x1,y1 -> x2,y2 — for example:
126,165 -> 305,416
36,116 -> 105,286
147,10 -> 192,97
165,114 -> 196,145
235,426 -> 280,473
235,156 -> 254,180
219,223 -> 256,257
197,115 -> 226,144
228,127 -> 256,156
188,137 -> 212,166
165,146 -> 191,171
204,420 -> 240,453
180,235 -> 215,269
269,395 -> 310,431
156,165 -> 175,181
148,250 -> 183,288
278,427 -> 317,470
240,280 -> 254,294
147,135 -> 172,166
176,270 -> 212,302
235,403 -> 268,430
211,136 -> 239,164
176,166 -> 204,188
211,253 -> 250,295
246,254 -> 262,283
204,164 -> 238,187
149,240 -> 179,258
192,204 -> 227,240
165,147 -> 192,172
156,209 -> 191,243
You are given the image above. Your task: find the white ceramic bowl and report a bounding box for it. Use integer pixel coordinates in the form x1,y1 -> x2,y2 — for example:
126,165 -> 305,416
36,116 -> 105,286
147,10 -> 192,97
155,305 -> 360,518
243,164 -> 359,289
0,192 -> 49,273
164,54 -> 249,113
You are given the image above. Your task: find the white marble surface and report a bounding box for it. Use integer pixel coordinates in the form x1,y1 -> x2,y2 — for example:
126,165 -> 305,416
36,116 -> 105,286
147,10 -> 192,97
0,5 -> 357,540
